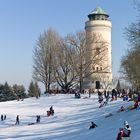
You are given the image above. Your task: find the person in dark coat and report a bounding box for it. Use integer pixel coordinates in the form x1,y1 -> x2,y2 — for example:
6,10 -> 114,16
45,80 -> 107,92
89,122 -> 98,129
36,115 -> 41,123
50,106 -> 54,115
15,115 -> 19,125
4,115 -> 6,120
1,114 -> 3,121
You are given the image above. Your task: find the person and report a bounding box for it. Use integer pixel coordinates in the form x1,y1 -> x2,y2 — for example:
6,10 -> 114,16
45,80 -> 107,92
136,103 -> 140,110
36,115 -> 41,123
98,95 -> 103,103
99,101 -> 107,108
4,115 -> 6,120
98,90 -> 102,96
15,115 -> 19,125
1,114 -> 3,121
104,90 -> 107,98
117,106 -> 125,112
123,121 -> 131,137
106,91 -> 110,101
89,89 -> 91,98
129,100 -> 139,110
134,100 -> 139,108
116,128 -> 124,140
114,89 -> 118,100
89,122 -> 98,129
47,111 -> 51,117
50,106 -> 54,116
75,92 -> 81,98
111,89 -> 115,101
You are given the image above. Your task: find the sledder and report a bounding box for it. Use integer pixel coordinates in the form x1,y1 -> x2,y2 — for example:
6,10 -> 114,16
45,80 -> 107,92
117,106 -> 125,113
116,128 -> 124,140
123,121 -> 131,138
99,101 -> 108,108
89,121 -> 98,129
98,95 -> 103,103
128,100 -> 139,110
116,121 -> 131,140
75,93 -> 81,98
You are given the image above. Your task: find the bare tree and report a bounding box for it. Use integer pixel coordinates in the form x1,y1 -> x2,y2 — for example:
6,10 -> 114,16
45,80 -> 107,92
33,29 -> 59,93
33,29 -> 109,93
52,38 -> 77,92
121,1 -> 140,90
120,48 -> 140,90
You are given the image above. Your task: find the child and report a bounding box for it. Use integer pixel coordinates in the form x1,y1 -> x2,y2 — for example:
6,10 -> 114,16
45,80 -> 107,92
89,122 -> 98,129
117,106 -> 125,112
116,128 -> 124,140
123,121 -> 131,137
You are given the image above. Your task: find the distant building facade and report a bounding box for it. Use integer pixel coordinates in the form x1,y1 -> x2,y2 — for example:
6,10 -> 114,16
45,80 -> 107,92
84,7 -> 112,90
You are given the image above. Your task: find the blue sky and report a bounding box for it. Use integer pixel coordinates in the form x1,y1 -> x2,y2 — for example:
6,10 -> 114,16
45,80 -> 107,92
0,0 -> 138,90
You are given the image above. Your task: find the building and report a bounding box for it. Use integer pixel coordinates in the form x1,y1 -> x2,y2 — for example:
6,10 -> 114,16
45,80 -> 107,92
84,7 -> 112,90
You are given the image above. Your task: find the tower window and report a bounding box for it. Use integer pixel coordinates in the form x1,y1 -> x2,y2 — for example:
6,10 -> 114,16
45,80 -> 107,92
95,48 -> 100,54
100,67 -> 102,70
96,67 -> 98,71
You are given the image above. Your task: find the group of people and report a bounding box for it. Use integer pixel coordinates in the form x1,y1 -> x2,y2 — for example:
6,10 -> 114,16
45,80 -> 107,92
0,106 -> 55,126
88,120 -> 131,139
1,114 -> 6,121
1,114 -> 20,125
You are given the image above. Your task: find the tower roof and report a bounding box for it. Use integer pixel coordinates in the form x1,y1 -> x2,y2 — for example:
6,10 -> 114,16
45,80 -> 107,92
89,7 -> 109,17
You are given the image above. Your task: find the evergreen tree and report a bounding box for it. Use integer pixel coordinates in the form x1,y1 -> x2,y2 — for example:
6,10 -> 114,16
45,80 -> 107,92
13,84 -> 27,100
3,82 -> 16,101
0,84 -> 6,101
28,81 -> 41,98
28,81 -> 35,97
34,82 -> 41,98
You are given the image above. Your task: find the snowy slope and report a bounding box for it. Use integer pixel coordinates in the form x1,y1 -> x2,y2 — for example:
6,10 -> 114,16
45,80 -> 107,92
0,94 -> 139,140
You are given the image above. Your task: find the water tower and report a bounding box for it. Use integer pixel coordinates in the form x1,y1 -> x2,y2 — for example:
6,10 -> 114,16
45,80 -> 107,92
85,7 -> 112,90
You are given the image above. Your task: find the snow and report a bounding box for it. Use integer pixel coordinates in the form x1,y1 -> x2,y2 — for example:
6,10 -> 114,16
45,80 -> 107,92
0,94 -> 139,140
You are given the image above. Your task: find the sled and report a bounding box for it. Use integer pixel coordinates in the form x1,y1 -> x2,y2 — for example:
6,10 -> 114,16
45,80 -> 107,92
128,105 -> 135,110
126,105 -> 135,111
122,137 -> 131,140
83,96 -> 88,99
28,123 -> 36,125
105,113 -> 113,118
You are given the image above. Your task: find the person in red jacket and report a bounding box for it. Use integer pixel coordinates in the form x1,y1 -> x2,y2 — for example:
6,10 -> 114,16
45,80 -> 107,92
134,100 -> 139,108
116,128 -> 124,140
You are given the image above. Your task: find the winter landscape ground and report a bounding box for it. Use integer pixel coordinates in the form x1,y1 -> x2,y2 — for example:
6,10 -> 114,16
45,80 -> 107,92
0,94 -> 139,140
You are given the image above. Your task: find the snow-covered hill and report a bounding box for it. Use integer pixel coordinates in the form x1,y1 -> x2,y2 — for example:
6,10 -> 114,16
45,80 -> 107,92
0,94 -> 139,140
